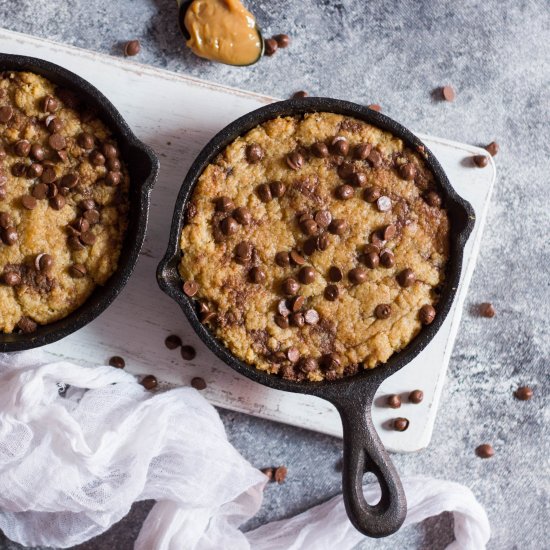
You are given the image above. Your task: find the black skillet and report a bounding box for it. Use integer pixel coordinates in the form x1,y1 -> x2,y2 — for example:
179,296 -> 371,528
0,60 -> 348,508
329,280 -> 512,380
0,53 -> 159,352
157,98 -> 475,537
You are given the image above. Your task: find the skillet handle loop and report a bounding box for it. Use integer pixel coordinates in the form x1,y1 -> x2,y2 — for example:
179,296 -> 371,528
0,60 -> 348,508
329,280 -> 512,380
337,398 -> 407,538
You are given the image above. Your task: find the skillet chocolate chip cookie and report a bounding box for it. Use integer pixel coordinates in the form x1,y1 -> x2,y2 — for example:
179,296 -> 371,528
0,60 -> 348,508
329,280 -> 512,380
0,72 -> 129,334
179,113 -> 449,381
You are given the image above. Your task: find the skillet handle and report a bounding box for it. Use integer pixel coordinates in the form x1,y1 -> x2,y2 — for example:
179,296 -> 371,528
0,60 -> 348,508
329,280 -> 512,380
335,394 -> 407,538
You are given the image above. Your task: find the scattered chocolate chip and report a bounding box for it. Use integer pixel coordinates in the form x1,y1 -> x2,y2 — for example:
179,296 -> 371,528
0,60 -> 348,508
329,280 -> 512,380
354,143 -> 372,160
190,376 -> 206,390
35,253 -> 53,272
484,141 -> 499,157
0,105 -> 14,123
50,194 -> 66,211
316,233 -> 329,251
362,251 -> 379,269
277,299 -> 291,317
1,226 -> 18,245
89,150 -> 106,166
274,34 -> 290,48
107,158 -> 121,171
83,209 -> 100,224
393,417 -> 409,431
330,136 -> 349,156
321,353 -> 341,371
382,224 -> 397,240
68,235 -> 85,251
300,219 -> 318,237
274,314 -> 290,328
2,270 -> 20,286
41,166 -> 57,184
12,163 -> 27,177
46,116 -> 63,133
292,90 -> 308,99
328,218 -> 347,235
274,466 -> 287,483
335,184 -> 354,200
425,191 -> 442,207
17,316 -> 37,333
475,444 -> 494,459
367,149 -> 383,168
399,162 -> 417,181
441,86 -> 455,102
256,183 -> 272,202
419,304 -> 436,325
409,389 -> 424,404
290,312 -> 305,327
473,154 -> 489,167
289,250 -> 305,266
379,249 -> 395,268
348,267 -> 367,285
287,347 -> 300,363
397,268 -> 415,288
21,195 -> 37,210
375,303 -> 392,319
246,143 -> 263,163
141,375 -> 158,390
298,266 -> 315,284
181,345 -> 196,360
78,132 -> 95,150
311,141 -> 329,158
69,263 -> 87,278
286,151 -> 304,171
249,266 -> 266,284
183,280 -> 199,297
124,39 -> 141,56
14,140 -> 31,157
328,266 -> 343,282
351,172 -> 367,187
324,284 -> 339,301
270,180 -> 286,198
62,173 -> 79,189
106,171 -> 122,186
479,302 -> 495,318
376,195 -> 392,212
43,95 -> 59,113
235,241 -> 253,263
48,133 -> 66,150
338,161 -> 355,180
30,144 -> 45,161
102,143 -> 119,159
80,199 -> 96,211
220,216 -> 238,235
27,163 -> 43,178
275,251 -> 291,267
165,334 -> 182,350
264,38 -> 278,56
261,467 -> 274,480
313,210 -> 331,228
233,206 -> 251,225
300,357 -> 318,373
109,356 -> 125,368
363,186 -> 381,203
387,394 -> 401,408
304,309 -> 320,325
216,196 -> 234,212
514,386 -> 533,401
282,277 -> 300,296
368,104 -> 382,111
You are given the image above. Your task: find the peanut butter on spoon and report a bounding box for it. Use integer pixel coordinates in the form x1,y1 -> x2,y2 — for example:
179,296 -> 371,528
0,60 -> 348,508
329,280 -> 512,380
180,0 -> 263,66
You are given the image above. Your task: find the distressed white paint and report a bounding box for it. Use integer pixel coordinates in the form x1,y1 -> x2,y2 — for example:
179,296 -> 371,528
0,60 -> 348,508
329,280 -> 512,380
0,28 -> 495,452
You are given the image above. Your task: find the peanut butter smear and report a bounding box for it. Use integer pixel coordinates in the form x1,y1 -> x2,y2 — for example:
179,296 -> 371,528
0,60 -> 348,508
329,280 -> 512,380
184,0 -> 262,66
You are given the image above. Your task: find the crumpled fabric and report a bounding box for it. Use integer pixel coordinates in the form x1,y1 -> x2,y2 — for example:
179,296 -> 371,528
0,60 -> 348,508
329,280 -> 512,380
0,351 -> 490,549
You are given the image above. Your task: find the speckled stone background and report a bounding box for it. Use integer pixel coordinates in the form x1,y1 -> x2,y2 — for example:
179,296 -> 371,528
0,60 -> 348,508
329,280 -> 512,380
0,0 -> 548,549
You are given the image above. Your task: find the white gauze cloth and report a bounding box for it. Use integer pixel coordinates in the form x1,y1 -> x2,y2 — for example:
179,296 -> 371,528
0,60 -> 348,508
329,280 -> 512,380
0,350 -> 490,549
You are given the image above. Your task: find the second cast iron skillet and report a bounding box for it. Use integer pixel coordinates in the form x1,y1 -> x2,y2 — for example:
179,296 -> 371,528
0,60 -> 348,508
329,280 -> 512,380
157,98 -> 475,537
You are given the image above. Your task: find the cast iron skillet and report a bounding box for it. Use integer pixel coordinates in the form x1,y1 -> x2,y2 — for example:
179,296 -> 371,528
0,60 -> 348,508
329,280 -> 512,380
157,98 -> 475,537
0,53 -> 159,352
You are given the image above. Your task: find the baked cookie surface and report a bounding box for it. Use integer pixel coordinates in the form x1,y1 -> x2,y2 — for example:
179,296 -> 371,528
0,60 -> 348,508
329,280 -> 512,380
0,72 -> 129,334
180,112 -> 449,381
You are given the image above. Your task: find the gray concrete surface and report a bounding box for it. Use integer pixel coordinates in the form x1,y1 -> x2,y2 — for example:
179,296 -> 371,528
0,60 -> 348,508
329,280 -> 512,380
0,0 -> 549,548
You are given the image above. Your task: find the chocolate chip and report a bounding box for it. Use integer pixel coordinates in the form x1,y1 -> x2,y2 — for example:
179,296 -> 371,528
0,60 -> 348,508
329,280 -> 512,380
321,353 -> 341,371
277,299 -> 291,317
246,143 -> 263,163
419,304 -> 436,324
78,132 -> 95,150
220,216 -> 238,235
35,253 -> 53,272
289,250 -> 305,266
141,375 -> 158,390
300,218 -> 318,236
299,266 -> 315,284
83,209 -> 100,224
314,210 -> 332,228
14,140 -> 31,157
473,154 -> 489,168
409,389 -> 424,404
337,161 -> 355,180
48,133 -> 66,151
324,284 -> 339,301
379,249 -> 395,268
264,38 -> 278,56
484,141 -> 499,156
50,194 -> 66,211
311,142 -> 329,158
46,116 -> 63,133
69,263 -> 87,278
290,312 -> 305,327
2,270 -> 21,286
290,295 -> 305,312
274,34 -> 290,48
163,335 -> 182,350
479,302 -> 495,318
41,166 -> 57,183
330,136 -> 349,156
282,277 -> 300,296
183,280 -> 199,297
286,151 -> 304,171
328,219 -> 347,235
368,104 -> 382,111
393,417 -> 409,431
107,158 -> 121,171
21,195 -> 37,210
375,303 -> 392,319
73,217 -> 90,233
109,356 -> 125,368
287,347 -> 300,363
399,162 -> 417,181
425,191 -> 442,207
328,266 -> 343,282
189,377 -> 206,391
249,266 -> 266,284
43,95 -> 59,113
292,91 -> 307,99
61,173 -> 79,189
361,251 -> 379,269
0,106 -> 14,123
300,357 -> 318,373
441,86 -> 455,101
235,241 -> 253,263
233,206 -> 251,225
274,466 -> 287,483
354,143 -> 372,160
256,183 -> 272,202
387,394 -> 401,408
335,184 -> 354,200
215,196 -> 234,212
27,163 -> 43,178
316,233 -> 329,251
2,226 -> 18,245
367,149 -> 383,168
302,237 -> 317,256
68,235 -> 85,250
397,268 -> 415,287
80,199 -> 96,211
304,309 -> 320,325
17,316 -> 37,333
274,314 -> 290,328
261,467 -> 274,480
350,172 -> 367,188
384,224 -> 397,241
514,386 -> 533,401
348,267 -> 367,284
106,171 -> 122,186
475,444 -> 494,459
30,144 -> 45,161
102,143 -> 119,159
12,163 -> 27,177
275,251 -> 291,267
124,39 -> 141,56
181,345 -> 196,360
270,181 -> 286,198
363,186 -> 381,203
89,150 -> 106,166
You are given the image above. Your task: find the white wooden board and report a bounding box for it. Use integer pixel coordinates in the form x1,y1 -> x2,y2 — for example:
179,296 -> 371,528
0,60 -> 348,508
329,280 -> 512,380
0,28 -> 496,452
